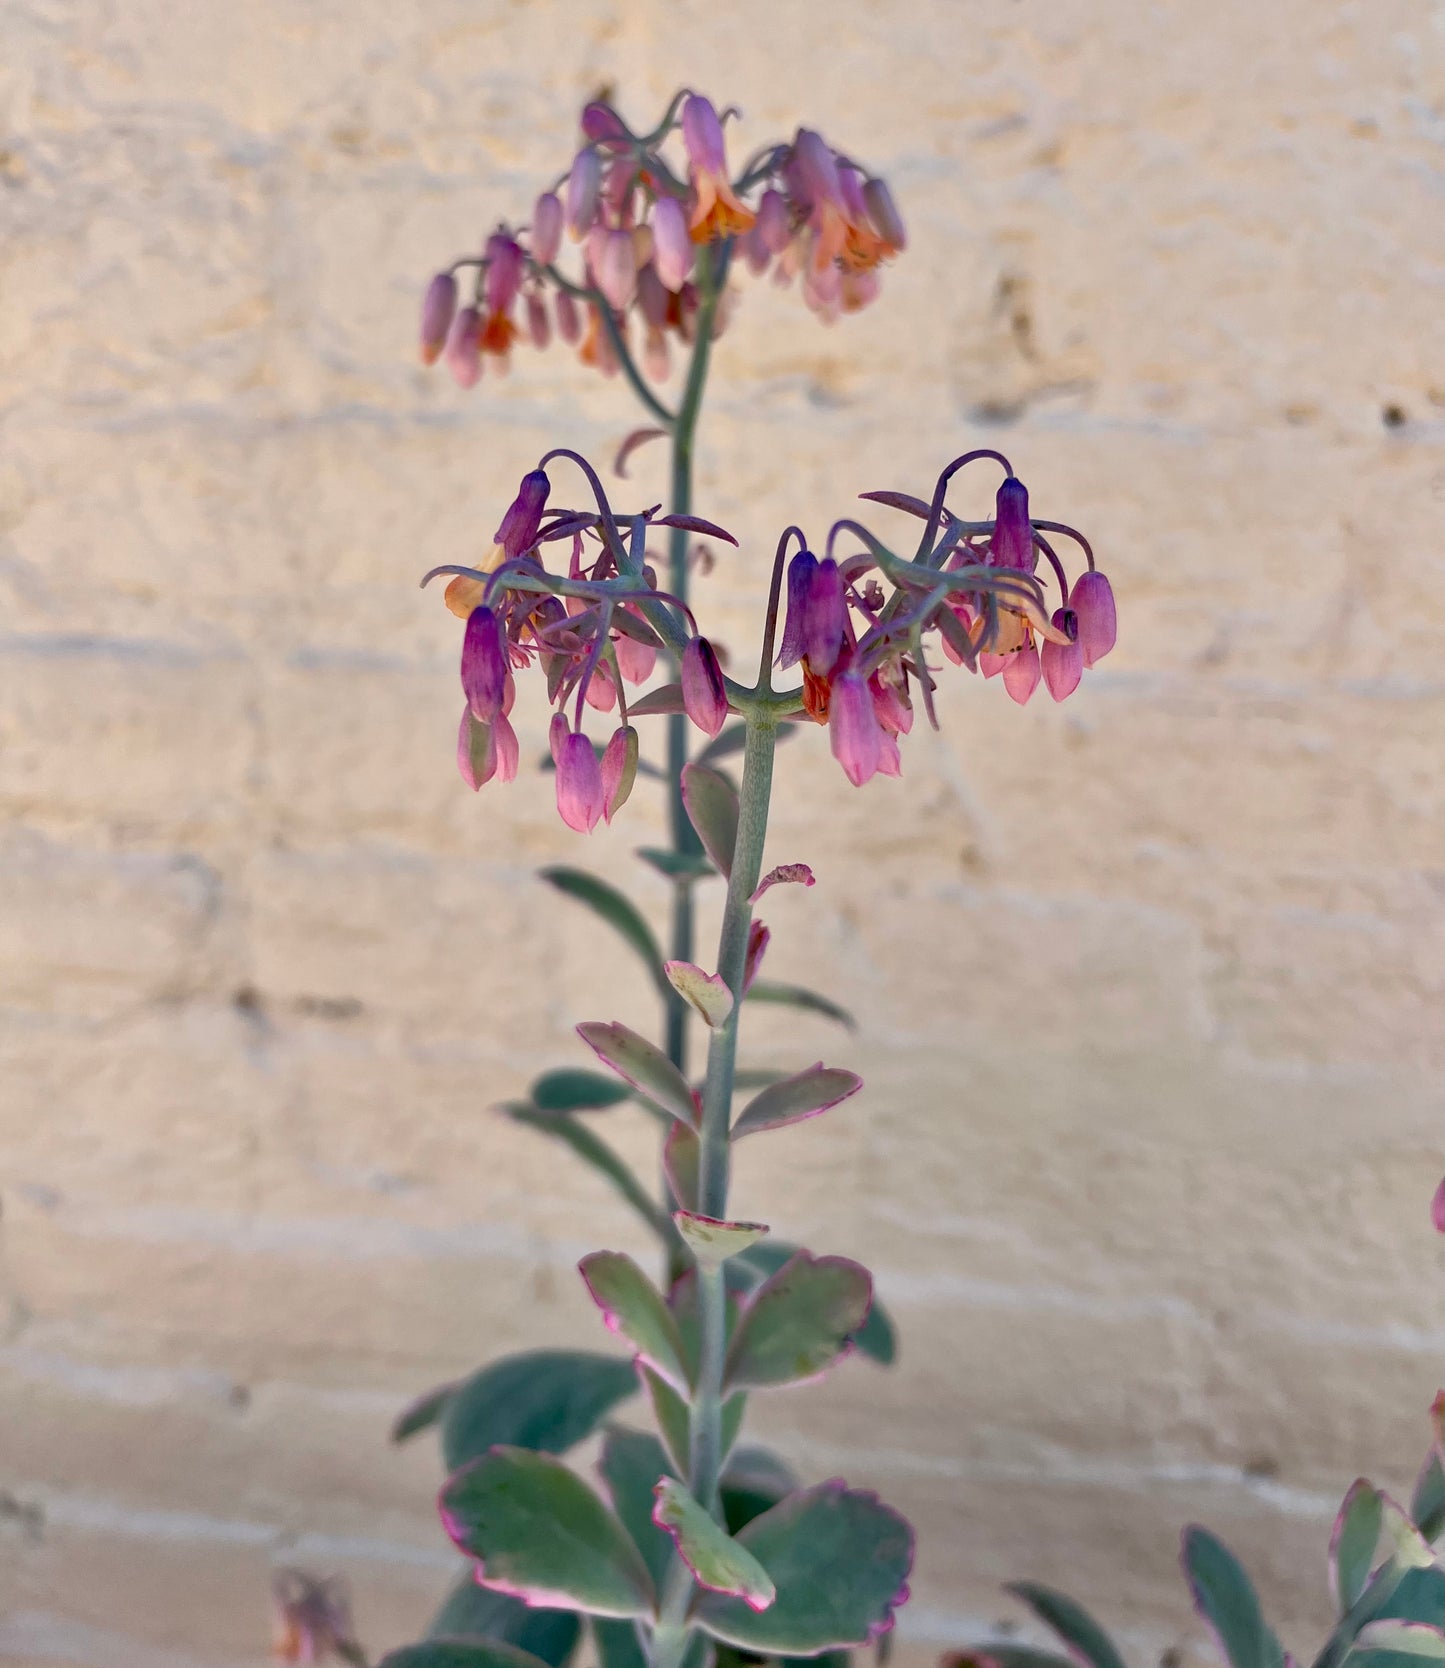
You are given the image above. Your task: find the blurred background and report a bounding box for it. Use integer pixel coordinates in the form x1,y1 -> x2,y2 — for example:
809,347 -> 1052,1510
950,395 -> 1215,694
1,2 -> 1441,1664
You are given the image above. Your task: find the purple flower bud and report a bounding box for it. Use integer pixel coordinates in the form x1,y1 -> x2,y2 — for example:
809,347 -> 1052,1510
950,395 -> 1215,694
830,670 -> 883,786
444,305 -> 483,388
757,187 -> 792,255
601,724 -> 639,822
532,192 -> 563,265
555,290 -> 582,344
1069,570 -> 1117,667
420,272 -> 458,365
863,177 -> 907,249
595,227 -> 638,312
548,710 -> 569,765
802,556 -> 847,676
792,129 -> 842,208
493,469 -> 550,557
456,708 -> 518,791
525,291 -> 551,350
1003,643 -> 1041,705
566,148 -> 602,236
484,234 -> 524,315
681,636 -> 728,737
740,224 -> 770,276
777,550 -> 818,669
556,730 -> 605,832
460,605 -> 508,720
837,162 -> 869,223
681,94 -> 727,176
1040,610 -> 1083,702
636,263 -> 670,330
991,476 -> 1035,570
581,102 -> 628,143
651,195 -> 694,290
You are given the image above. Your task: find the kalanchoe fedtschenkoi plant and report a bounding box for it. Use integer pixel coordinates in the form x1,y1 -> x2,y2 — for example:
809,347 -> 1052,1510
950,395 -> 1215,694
310,86 -> 1112,1668
941,1393 -> 1445,1668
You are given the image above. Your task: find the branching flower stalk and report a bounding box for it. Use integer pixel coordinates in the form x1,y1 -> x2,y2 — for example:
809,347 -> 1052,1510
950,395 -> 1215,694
342,86 -> 1116,1668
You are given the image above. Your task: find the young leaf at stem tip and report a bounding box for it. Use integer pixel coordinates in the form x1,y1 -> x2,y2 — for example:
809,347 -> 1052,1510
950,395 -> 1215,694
664,959 -> 735,1028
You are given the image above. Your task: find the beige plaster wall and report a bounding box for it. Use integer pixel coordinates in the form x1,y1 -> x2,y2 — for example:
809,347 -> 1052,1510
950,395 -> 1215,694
1,2 -> 1442,1664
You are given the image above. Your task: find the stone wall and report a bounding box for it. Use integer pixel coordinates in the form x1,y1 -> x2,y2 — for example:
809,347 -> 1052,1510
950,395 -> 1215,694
1,3 -> 1441,1664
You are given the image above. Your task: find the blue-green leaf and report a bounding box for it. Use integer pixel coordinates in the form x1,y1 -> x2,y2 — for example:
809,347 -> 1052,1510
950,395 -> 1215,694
379,1644 -> 556,1668
531,1069 -> 633,1114
540,868 -> 667,995
393,1379 -> 458,1444
507,1108 -> 669,1240
599,1427 -> 676,1591
1006,1582 -> 1129,1668
1180,1527 -> 1285,1668
440,1447 -> 657,1618
579,1252 -> 690,1394
1331,1482 -> 1385,1616
691,1481 -> 913,1652
743,980 -> 856,1031
427,1577 -> 581,1667
680,763 -> 738,878
732,1239 -> 897,1367
578,1021 -> 698,1127
592,1620 -> 648,1668
441,1350 -> 638,1473
654,1476 -> 776,1609
724,1252 -> 873,1391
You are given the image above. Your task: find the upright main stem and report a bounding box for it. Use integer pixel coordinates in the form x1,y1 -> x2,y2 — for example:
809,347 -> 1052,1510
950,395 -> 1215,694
663,246 -> 724,1081
651,711 -> 778,1668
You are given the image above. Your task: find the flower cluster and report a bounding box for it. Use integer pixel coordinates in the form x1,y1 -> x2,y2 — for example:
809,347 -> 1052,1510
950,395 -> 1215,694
426,447 -> 1115,826
426,452 -> 742,833
418,91 -> 906,388
783,449 -> 1118,785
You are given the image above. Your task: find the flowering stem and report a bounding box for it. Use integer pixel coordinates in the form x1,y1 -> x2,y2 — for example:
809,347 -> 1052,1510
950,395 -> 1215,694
651,708 -> 778,1668
662,244 -> 726,1076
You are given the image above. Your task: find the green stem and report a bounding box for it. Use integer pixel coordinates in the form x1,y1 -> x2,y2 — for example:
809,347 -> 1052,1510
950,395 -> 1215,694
662,245 -> 725,1078
650,710 -> 778,1668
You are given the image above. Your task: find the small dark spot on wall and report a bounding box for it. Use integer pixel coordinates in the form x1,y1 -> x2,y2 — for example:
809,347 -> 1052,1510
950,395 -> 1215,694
1243,1453 -> 1280,1479
232,984 -> 263,1015
1381,403 -> 1407,429
294,995 -> 365,1021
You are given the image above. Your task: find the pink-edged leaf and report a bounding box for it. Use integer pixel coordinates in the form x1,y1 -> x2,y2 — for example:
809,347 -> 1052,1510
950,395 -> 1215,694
1329,1479 -> 1383,1614
614,427 -> 666,479
731,1064 -> 862,1140
673,1211 -> 769,1270
664,960 -> 734,1029
653,1477 -> 775,1610
577,1021 -> 698,1128
579,1251 -> 690,1394
663,1121 -> 700,1212
629,683 -> 686,717
723,1251 -> 873,1391
439,1447 -> 656,1618
859,489 -> 934,519
750,864 -> 815,903
650,513 -> 739,546
639,1361 -> 692,1476
1180,1526 -> 1285,1668
1432,1176 -> 1445,1233
691,1480 -> 913,1652
681,762 -> 738,878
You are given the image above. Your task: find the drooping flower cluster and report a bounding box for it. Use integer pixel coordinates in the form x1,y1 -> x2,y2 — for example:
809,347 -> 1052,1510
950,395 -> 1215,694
781,450 -> 1117,786
426,448 -> 1115,827
425,452 -> 741,833
418,91 -> 906,388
